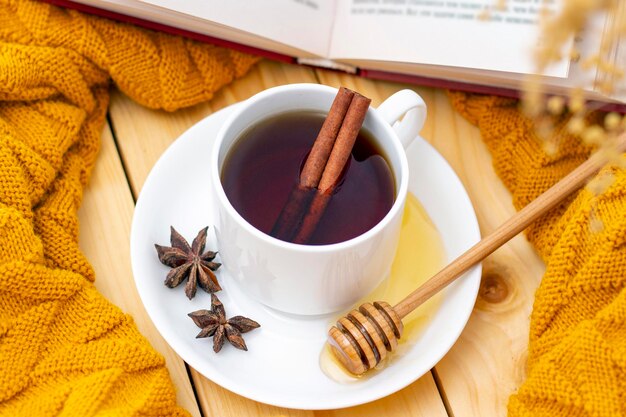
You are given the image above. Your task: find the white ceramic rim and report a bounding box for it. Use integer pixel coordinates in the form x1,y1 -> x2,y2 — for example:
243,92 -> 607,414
210,83 -> 410,254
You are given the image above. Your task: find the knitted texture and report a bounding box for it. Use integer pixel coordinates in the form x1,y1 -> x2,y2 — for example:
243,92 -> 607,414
0,1 -> 258,416
449,92 -> 626,417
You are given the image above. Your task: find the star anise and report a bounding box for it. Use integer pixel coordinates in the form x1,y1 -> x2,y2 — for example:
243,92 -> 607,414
188,294 -> 260,352
155,226 -> 221,299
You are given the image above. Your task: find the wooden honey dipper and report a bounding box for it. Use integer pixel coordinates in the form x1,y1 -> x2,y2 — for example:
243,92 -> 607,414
328,133 -> 626,375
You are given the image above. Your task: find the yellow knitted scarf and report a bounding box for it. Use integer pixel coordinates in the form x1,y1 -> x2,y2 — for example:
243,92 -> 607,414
0,1 -> 257,415
0,1 -> 624,416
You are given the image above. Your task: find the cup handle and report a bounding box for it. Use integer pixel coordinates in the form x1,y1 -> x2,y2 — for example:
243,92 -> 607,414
376,90 -> 427,150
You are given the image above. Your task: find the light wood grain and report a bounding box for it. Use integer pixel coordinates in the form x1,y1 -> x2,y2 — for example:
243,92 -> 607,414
106,60 -> 449,417
315,69 -> 546,417
78,125 -> 202,417
324,375 -> 448,417
427,94 -> 545,417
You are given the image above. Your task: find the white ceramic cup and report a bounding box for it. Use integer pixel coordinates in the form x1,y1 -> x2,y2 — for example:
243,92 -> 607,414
211,84 -> 426,315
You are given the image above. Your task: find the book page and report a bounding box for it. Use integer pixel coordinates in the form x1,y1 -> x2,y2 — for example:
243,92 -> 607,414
137,0 -> 336,57
329,0 -> 570,77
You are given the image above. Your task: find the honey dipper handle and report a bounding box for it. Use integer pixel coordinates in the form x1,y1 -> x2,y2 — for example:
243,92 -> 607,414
394,133 -> 626,319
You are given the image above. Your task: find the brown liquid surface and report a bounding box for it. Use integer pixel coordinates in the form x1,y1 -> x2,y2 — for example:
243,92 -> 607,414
221,111 -> 395,245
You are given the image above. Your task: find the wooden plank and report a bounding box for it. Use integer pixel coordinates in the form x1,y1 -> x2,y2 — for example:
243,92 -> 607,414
426,91 -> 546,417
315,70 -> 545,417
77,124 -> 202,417
323,376 -> 448,417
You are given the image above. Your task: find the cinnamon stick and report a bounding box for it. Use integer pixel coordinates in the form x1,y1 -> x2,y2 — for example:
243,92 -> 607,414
270,88 -> 371,244
291,191 -> 331,244
292,93 -> 371,244
300,87 -> 355,188
269,184 -> 315,242
270,88 -> 355,241
318,93 -> 371,193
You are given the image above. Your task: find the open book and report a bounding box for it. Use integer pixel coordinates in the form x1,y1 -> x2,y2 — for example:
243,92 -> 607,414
49,0 -> 625,104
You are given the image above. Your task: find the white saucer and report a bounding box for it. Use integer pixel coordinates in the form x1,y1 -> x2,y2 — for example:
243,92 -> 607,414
130,103 -> 481,410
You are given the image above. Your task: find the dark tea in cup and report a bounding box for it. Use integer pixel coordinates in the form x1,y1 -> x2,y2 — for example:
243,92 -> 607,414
220,111 -> 395,245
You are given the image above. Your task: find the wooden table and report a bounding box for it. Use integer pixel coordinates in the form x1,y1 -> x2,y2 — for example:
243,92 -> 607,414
77,60 -> 545,417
